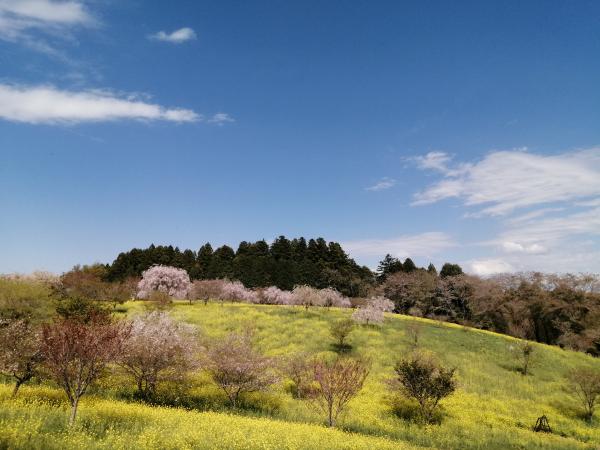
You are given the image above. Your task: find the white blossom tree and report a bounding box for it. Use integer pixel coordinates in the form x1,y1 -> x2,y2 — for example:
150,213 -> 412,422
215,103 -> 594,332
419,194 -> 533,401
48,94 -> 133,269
320,288 -> 351,308
137,265 -> 191,300
118,312 -> 199,398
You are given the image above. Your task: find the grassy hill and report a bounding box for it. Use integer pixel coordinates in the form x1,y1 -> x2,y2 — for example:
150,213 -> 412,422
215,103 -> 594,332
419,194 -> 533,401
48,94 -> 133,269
1,301 -> 600,449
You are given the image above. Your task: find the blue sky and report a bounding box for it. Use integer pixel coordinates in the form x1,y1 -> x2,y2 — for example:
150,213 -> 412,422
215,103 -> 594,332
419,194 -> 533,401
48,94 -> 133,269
1,0 -> 599,275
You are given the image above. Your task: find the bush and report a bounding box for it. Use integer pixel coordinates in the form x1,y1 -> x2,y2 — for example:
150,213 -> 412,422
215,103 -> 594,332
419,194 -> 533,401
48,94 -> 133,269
330,319 -> 355,352
390,352 -> 456,424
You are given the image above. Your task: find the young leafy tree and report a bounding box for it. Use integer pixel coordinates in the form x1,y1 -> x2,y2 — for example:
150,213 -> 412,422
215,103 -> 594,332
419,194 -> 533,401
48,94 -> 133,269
205,331 -> 279,408
118,312 -> 198,398
309,357 -> 370,427
391,352 -> 456,424
567,368 -> 600,422
137,265 -> 191,300
40,314 -> 129,425
330,319 -> 355,352
0,319 -> 43,397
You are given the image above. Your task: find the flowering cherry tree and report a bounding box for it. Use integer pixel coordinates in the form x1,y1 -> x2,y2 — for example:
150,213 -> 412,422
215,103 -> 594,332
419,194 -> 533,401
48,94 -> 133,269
137,265 -> 191,300
320,288 -> 351,308
219,280 -> 258,303
118,311 -> 198,398
352,306 -> 384,326
260,286 -> 294,305
369,296 -> 395,312
292,285 -> 326,309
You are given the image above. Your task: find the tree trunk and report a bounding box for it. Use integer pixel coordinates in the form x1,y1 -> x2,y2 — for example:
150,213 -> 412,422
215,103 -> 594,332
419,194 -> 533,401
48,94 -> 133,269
328,408 -> 334,427
69,398 -> 79,426
11,380 -> 23,398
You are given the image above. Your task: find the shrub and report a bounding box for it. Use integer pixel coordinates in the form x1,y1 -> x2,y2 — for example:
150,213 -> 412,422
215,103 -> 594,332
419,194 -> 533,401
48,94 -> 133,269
282,352 -> 313,398
118,312 -> 199,399
390,352 -> 456,424
0,319 -> 43,397
330,319 -> 355,352
137,265 -> 191,300
567,367 -> 600,422
308,356 -> 370,427
510,340 -> 535,375
205,331 -> 279,407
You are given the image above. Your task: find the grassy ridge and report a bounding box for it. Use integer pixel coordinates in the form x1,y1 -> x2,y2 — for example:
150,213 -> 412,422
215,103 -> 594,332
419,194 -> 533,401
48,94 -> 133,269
1,301 -> 600,449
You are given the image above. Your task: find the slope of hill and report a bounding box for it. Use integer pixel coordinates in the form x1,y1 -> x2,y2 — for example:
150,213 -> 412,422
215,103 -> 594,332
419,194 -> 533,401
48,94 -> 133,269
1,302 -> 599,449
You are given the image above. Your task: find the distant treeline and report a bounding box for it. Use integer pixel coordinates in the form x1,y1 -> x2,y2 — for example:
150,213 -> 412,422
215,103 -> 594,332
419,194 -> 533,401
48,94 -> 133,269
105,237 -> 375,297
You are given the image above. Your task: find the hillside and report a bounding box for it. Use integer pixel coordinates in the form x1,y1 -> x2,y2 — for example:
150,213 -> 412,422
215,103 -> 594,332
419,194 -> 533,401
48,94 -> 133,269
1,302 -> 600,449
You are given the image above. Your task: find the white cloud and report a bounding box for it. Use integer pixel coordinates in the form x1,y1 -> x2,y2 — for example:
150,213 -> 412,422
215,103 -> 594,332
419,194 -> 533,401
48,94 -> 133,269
207,112 -> 235,125
469,259 -> 514,276
0,0 -> 93,52
0,84 -> 200,124
366,177 -> 396,192
150,27 -> 196,44
501,241 -> 547,255
343,232 -> 456,258
413,148 -> 600,216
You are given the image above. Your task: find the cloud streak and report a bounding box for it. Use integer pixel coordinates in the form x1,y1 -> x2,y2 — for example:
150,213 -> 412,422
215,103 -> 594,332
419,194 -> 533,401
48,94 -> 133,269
149,27 -> 196,44
343,232 -> 456,259
366,177 -> 396,192
0,84 -> 201,124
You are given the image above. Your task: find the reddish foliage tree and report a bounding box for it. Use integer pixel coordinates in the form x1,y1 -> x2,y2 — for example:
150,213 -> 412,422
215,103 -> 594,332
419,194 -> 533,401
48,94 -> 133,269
40,315 -> 130,425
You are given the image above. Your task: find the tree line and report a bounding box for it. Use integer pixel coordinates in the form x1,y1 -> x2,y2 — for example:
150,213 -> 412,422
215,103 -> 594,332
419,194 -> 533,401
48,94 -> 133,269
104,237 -> 374,297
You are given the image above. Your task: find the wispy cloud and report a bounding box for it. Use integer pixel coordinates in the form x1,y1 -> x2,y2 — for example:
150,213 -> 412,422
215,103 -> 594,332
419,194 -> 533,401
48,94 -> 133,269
412,148 -> 600,216
365,177 -> 396,192
0,84 -> 200,124
149,27 -> 196,44
343,232 -> 456,259
207,112 -> 235,125
0,0 -> 94,55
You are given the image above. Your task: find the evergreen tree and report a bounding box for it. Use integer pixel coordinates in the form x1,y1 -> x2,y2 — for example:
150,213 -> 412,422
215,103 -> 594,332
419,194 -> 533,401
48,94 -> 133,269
377,254 -> 403,281
440,263 -> 463,278
427,263 -> 438,275
403,258 -> 417,273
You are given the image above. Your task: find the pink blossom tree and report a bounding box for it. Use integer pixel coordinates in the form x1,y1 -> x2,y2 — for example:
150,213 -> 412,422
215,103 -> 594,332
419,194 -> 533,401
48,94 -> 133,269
219,280 -> 258,303
260,286 -> 294,305
292,285 -> 326,309
320,288 -> 351,308
137,265 -> 191,300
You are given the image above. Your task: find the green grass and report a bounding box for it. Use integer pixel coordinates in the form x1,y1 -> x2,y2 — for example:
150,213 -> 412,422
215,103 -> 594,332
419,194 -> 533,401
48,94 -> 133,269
1,301 -> 600,449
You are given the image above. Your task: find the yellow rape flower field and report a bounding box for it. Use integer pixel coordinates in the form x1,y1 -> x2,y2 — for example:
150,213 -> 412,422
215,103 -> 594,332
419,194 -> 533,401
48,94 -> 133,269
1,301 -> 600,449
